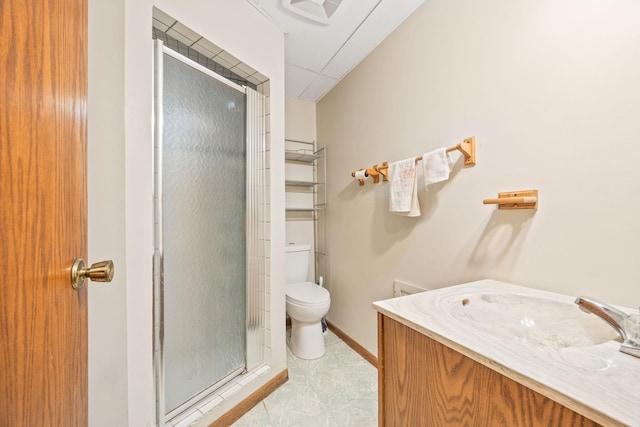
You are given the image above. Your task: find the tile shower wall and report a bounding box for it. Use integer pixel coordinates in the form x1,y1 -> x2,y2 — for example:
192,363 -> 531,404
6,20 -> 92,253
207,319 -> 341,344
258,80 -> 272,357
152,27 -> 256,90
152,8 -> 268,88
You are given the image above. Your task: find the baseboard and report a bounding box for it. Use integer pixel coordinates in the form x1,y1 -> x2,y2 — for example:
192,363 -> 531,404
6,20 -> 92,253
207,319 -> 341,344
326,320 -> 378,368
208,369 -> 288,427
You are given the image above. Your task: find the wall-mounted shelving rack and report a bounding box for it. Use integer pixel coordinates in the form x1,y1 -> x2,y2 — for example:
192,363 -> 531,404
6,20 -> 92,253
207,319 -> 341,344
285,139 -> 327,284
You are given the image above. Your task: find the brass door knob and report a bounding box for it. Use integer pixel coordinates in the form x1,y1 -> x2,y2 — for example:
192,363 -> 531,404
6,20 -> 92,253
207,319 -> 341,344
71,258 -> 114,289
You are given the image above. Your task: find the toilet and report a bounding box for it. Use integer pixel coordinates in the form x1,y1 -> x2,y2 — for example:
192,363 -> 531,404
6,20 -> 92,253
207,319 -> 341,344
285,244 -> 331,359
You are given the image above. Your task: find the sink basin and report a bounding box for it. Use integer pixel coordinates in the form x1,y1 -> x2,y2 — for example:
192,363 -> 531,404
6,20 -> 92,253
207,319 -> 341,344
447,293 -> 619,348
373,280 -> 640,426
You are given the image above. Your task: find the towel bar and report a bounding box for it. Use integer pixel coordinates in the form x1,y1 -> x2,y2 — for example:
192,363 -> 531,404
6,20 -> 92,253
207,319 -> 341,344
351,136 -> 476,185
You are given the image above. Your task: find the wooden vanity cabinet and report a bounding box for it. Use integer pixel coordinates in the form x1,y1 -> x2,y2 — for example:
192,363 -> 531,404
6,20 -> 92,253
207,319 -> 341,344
377,314 -> 601,427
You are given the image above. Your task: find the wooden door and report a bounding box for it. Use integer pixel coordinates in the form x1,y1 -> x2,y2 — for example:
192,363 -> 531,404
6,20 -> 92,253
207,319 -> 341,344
0,0 -> 88,425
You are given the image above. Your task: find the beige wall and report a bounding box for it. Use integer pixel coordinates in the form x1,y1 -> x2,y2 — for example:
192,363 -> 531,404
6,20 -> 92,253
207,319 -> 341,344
285,97 -> 317,278
88,1 -> 285,425
88,0 -> 128,424
285,97 -> 317,141
317,0 -> 640,356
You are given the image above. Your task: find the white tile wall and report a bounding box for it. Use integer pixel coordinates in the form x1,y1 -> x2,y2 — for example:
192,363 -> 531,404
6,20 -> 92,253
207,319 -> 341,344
152,7 -> 177,27
197,395 -> 223,414
168,365 -> 273,426
258,81 -> 272,361
152,18 -> 171,33
193,38 -> 223,57
152,9 -> 268,86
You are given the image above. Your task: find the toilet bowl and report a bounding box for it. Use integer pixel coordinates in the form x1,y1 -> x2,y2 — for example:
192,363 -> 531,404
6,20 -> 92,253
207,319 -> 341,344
286,282 -> 331,359
285,244 -> 331,359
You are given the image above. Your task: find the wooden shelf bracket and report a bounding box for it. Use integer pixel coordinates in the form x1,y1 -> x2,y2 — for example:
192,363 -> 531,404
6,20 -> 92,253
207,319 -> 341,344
483,190 -> 538,210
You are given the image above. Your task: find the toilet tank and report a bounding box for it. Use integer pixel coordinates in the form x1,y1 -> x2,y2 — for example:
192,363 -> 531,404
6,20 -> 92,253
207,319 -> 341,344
285,244 -> 311,284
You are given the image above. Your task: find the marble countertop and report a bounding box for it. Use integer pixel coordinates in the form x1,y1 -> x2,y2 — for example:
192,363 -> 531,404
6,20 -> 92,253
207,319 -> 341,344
373,279 -> 639,427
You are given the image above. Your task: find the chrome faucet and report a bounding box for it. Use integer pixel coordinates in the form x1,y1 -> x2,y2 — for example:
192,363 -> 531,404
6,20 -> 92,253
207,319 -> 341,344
575,296 -> 640,358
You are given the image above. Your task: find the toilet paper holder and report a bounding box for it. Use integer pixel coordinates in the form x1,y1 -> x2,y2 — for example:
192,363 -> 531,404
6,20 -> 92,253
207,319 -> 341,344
351,167 -> 381,186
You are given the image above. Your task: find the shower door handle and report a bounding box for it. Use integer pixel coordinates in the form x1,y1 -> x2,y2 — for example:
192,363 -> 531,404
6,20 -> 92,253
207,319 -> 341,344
71,258 -> 114,289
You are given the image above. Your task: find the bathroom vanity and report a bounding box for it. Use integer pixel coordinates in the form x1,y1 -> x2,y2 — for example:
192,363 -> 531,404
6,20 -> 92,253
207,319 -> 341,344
373,280 -> 639,427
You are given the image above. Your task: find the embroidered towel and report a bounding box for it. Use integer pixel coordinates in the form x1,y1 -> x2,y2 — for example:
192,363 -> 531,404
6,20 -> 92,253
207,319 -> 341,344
422,147 -> 453,190
388,157 -> 420,217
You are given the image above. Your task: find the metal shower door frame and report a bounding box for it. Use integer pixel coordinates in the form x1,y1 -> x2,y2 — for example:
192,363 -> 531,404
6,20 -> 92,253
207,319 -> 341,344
152,39 -> 266,425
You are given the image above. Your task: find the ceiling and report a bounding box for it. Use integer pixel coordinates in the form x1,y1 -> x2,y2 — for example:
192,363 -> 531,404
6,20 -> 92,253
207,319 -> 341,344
246,0 -> 425,103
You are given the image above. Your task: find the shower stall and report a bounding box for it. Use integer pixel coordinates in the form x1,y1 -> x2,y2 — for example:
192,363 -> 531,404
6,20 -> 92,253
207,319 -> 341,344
153,40 -> 268,424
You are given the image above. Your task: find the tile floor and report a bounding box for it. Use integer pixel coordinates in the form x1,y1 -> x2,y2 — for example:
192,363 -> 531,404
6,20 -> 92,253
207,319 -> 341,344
232,330 -> 378,426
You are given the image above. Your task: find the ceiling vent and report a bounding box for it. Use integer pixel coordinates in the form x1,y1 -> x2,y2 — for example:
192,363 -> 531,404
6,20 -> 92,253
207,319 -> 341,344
282,0 -> 343,25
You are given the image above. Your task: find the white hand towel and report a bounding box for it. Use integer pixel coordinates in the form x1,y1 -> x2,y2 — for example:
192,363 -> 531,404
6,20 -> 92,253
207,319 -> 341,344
388,157 -> 420,217
422,147 -> 453,190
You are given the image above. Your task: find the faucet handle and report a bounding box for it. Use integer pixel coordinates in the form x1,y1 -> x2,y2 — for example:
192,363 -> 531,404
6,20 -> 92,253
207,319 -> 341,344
621,314 -> 640,358
623,314 -> 640,338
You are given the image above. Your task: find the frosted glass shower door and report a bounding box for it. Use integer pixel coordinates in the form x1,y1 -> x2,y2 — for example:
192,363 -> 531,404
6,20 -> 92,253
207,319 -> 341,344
160,51 -> 247,413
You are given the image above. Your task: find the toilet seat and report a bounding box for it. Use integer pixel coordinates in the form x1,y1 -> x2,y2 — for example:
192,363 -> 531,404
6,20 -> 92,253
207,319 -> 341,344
286,282 -> 330,307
